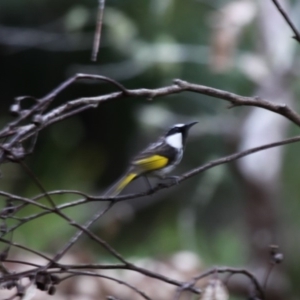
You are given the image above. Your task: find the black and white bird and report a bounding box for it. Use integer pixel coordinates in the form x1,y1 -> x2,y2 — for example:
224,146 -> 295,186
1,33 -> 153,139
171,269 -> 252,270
105,121 -> 198,196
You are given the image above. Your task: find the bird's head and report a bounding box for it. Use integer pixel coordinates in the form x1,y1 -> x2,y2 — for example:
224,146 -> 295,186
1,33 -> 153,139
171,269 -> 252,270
165,121 -> 198,149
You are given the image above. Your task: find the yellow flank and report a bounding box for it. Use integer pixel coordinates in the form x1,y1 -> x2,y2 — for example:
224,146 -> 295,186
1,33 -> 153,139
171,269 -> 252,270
134,155 -> 168,171
106,155 -> 168,196
116,173 -> 137,193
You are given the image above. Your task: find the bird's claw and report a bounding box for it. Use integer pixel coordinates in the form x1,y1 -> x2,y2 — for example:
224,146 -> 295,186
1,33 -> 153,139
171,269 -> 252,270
165,176 -> 180,185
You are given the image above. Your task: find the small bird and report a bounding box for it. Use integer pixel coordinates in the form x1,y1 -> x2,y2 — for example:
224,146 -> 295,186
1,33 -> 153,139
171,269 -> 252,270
105,121 -> 198,197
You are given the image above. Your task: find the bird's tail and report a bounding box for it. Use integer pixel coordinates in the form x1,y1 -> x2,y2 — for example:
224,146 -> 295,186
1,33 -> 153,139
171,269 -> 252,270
104,172 -> 138,197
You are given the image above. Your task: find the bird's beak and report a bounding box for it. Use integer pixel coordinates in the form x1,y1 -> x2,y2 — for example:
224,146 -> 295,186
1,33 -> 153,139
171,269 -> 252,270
184,121 -> 198,130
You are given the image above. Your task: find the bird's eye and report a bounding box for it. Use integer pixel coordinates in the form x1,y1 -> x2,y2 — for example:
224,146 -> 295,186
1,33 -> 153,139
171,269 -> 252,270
167,126 -> 182,136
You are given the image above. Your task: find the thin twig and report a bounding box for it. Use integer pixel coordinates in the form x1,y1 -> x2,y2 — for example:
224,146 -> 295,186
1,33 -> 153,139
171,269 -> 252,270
0,237 -> 53,262
91,0 -> 106,61
4,133 -> 300,237
272,0 -> 300,43
2,75 -> 300,165
59,270 -> 152,300
192,267 -> 264,299
49,201 -> 115,265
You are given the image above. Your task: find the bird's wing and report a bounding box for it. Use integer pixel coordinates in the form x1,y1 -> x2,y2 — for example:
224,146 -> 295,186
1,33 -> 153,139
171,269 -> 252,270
131,138 -> 175,172
104,140 -> 168,196
132,154 -> 169,171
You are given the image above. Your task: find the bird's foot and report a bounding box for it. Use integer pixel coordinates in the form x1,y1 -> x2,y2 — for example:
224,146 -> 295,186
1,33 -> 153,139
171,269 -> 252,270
165,175 -> 180,185
157,182 -> 168,189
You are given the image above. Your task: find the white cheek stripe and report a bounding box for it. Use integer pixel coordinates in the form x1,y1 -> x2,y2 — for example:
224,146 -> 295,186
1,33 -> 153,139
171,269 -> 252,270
166,133 -> 182,149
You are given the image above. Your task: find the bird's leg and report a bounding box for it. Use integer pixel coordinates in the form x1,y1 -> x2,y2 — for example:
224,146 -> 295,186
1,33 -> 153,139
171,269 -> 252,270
164,175 -> 180,185
143,176 -> 154,192
151,173 -> 180,186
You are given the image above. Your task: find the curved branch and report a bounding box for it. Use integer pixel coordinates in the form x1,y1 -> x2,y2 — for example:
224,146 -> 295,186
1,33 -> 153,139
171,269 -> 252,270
98,133 -> 300,201
58,270 -> 152,300
2,75 -> 300,165
193,267 -> 264,299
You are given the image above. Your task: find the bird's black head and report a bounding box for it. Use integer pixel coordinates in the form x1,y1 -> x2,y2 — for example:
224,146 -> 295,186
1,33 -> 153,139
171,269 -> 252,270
166,121 -> 198,136
165,121 -> 198,148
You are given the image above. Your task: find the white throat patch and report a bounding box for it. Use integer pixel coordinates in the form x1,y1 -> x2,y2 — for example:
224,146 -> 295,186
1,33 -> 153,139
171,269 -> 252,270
166,133 -> 182,149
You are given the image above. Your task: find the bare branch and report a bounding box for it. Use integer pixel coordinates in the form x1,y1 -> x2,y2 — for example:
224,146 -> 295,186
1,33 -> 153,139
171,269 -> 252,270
4,133 -> 300,238
192,267 -> 264,299
272,0 -> 300,43
50,202 -> 115,264
94,133 -> 300,202
60,271 -> 152,300
2,74 -> 300,169
0,237 -> 53,263
91,0 -> 106,61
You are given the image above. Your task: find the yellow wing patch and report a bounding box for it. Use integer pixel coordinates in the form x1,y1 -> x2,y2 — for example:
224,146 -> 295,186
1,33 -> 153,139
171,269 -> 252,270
133,155 -> 168,171
115,173 -> 137,194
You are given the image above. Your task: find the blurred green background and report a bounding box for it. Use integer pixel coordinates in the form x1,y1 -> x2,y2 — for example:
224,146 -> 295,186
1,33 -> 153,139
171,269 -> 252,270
1,0 -> 300,299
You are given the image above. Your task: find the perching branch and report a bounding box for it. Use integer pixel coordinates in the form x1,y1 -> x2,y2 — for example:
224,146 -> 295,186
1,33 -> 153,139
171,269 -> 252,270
3,132 -> 300,239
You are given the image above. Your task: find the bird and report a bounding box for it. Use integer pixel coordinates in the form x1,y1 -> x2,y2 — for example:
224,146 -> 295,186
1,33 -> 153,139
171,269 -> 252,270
104,121 -> 198,197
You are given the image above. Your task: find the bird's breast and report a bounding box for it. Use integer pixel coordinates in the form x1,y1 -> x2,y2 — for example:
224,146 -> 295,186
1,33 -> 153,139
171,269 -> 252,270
154,148 -> 183,177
